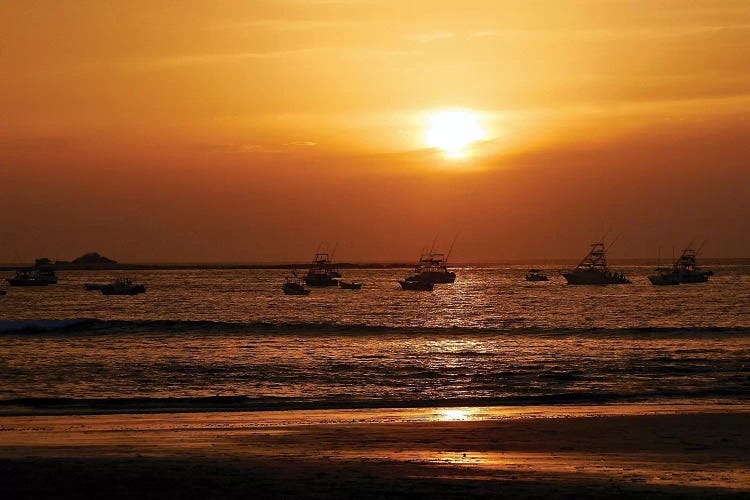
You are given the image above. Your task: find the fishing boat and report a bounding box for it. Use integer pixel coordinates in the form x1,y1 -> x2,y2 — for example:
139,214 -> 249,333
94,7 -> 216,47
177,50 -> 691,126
304,252 -> 341,287
671,248 -> 713,283
411,252 -> 456,284
562,243 -> 631,285
338,281 -> 362,290
414,252 -> 456,284
399,277 -> 434,291
101,278 -> 146,295
648,267 -> 680,286
7,269 -> 51,286
283,276 -> 310,295
525,269 -> 549,281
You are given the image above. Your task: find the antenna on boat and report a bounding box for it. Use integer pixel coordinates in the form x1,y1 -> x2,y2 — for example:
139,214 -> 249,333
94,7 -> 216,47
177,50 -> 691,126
429,234 -> 439,255
606,231 -> 624,252
696,240 -> 707,256
330,242 -> 338,261
445,232 -> 459,263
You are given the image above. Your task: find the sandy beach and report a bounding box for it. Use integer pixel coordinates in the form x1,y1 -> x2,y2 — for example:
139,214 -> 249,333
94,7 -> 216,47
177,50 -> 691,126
1,404 -> 748,499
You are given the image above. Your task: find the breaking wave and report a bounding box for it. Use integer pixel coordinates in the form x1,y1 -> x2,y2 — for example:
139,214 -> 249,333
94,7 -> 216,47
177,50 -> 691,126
1,318 -> 749,337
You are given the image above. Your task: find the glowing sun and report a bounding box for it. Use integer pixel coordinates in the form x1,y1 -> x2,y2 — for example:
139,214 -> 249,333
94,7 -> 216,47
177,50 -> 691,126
425,110 -> 485,157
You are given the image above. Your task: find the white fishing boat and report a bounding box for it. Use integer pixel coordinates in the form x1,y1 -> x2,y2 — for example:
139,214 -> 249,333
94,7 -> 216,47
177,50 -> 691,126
562,243 -> 630,285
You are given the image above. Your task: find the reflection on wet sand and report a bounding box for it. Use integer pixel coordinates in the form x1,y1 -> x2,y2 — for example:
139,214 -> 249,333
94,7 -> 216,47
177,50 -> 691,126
1,404 -> 748,497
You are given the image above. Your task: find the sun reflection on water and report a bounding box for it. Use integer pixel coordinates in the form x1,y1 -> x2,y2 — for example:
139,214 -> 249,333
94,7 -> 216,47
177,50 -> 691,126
439,408 -> 474,421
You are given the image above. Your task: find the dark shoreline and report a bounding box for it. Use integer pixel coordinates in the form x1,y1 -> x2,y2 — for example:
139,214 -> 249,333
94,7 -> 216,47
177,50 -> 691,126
0,262 -> 416,271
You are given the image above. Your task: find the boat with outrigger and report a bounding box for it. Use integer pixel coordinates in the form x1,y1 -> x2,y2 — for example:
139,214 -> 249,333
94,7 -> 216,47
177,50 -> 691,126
304,251 -> 342,286
671,247 -> 713,283
101,278 -> 146,295
410,252 -> 456,284
525,269 -> 549,281
7,259 -> 58,286
562,242 -> 631,285
647,246 -> 713,285
283,274 -> 310,295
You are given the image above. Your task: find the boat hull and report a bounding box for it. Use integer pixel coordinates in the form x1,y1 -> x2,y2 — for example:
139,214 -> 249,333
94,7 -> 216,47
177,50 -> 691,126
7,278 -> 49,287
562,271 -> 630,285
304,276 -> 339,286
399,280 -> 434,291
283,286 -> 310,295
648,275 -> 680,286
102,285 -> 146,295
416,272 -> 456,284
675,271 -> 710,283
339,282 -> 362,290
525,275 -> 549,282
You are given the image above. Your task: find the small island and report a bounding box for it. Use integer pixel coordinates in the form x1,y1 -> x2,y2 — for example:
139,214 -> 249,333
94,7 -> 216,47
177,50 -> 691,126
53,252 -> 118,270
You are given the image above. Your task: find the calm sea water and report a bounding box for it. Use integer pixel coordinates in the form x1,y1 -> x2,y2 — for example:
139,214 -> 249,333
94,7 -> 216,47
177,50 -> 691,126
1,265 -> 749,410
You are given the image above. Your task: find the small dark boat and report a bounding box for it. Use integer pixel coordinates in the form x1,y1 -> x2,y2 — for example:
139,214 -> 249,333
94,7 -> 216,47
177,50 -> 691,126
101,278 -> 146,295
525,269 -> 549,281
339,281 -> 362,290
283,276 -> 310,295
399,277 -> 434,291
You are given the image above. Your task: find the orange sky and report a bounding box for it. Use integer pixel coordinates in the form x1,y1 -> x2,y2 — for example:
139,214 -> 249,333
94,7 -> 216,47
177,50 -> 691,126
1,1 -> 749,262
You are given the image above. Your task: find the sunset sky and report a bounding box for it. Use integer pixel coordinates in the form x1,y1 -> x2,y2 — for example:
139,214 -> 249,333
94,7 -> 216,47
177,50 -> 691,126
2,0 -> 749,263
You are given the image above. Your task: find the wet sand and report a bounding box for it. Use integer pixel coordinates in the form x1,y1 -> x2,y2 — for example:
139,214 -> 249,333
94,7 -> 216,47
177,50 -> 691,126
1,404 -> 748,499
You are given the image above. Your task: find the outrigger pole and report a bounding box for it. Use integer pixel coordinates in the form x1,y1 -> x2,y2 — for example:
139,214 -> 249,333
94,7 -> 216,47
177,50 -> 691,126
330,241 -> 338,262
429,234 -> 439,256
606,231 -> 624,253
445,232 -> 460,263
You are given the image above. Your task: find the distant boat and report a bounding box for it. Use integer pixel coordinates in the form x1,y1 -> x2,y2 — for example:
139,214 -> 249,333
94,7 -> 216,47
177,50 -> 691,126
410,252 -> 456,284
525,269 -> 549,281
101,278 -> 146,295
399,277 -> 434,291
304,252 -> 341,287
339,281 -> 362,290
648,267 -> 680,286
671,248 -> 713,283
562,243 -> 631,285
283,276 -> 310,295
7,268 -> 54,286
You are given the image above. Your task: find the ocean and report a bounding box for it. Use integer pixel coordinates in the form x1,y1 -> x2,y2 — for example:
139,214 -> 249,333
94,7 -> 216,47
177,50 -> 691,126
1,265 -> 749,412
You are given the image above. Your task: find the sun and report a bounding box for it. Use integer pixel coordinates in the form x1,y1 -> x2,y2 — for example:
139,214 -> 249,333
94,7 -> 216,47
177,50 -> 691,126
425,110 -> 485,157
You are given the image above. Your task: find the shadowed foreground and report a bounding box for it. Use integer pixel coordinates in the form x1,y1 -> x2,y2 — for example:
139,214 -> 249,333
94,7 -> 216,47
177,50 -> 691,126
1,407 -> 748,499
